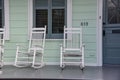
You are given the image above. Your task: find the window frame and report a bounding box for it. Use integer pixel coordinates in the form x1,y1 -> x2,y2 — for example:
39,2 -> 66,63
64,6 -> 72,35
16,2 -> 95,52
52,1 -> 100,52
0,0 -> 4,28
28,0 -> 72,39
0,0 -> 10,40
33,0 -> 66,39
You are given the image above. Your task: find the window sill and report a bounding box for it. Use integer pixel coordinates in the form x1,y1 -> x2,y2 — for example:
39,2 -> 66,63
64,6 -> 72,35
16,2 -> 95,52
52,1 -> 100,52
45,39 -> 63,41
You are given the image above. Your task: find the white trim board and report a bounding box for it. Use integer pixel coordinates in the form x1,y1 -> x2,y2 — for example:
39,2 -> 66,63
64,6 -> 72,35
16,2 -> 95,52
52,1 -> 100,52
4,0 -> 10,40
96,0 -> 103,66
28,0 -> 33,39
4,62 -> 98,66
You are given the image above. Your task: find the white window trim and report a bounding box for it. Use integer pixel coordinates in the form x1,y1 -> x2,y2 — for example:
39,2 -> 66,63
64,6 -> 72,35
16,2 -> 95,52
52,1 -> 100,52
28,0 -> 72,39
67,0 -> 72,28
28,0 -> 33,39
4,0 -> 10,40
97,0 -> 103,66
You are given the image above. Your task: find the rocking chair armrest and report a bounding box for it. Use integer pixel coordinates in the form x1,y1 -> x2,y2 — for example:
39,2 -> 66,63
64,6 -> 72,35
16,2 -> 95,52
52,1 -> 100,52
80,43 -> 85,50
0,44 -> 4,47
16,44 -> 26,49
60,44 -> 65,53
60,44 -> 65,50
60,44 -> 63,47
32,45 -> 42,48
82,43 -> 85,47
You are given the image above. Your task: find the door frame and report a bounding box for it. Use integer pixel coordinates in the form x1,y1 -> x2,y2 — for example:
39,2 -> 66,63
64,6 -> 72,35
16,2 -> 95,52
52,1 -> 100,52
97,0 -> 103,66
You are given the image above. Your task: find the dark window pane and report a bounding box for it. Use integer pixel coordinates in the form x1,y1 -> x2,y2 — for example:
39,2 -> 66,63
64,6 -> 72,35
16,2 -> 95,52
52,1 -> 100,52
36,9 -> 48,33
36,9 -> 48,27
0,9 -> 2,28
107,0 -> 120,24
0,0 -> 3,28
0,0 -> 2,8
52,9 -> 64,33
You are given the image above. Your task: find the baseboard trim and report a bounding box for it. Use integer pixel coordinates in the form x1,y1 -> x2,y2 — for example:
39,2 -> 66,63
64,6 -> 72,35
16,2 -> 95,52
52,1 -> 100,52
3,62 -> 100,66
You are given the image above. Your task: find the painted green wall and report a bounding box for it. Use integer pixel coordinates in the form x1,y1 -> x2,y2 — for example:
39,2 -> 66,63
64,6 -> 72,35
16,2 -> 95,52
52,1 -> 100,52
72,0 -> 97,64
4,0 -> 28,62
4,0 -> 97,65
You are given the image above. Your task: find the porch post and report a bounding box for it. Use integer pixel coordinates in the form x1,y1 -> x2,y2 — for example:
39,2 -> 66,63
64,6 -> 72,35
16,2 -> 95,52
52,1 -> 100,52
97,0 -> 103,66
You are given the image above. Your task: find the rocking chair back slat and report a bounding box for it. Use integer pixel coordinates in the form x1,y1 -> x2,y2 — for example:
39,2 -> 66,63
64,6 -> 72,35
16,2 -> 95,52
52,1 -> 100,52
0,29 -> 5,68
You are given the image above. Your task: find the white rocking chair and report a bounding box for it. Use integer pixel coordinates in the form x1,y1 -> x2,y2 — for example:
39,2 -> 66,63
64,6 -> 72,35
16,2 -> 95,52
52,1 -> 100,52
14,26 -> 46,69
60,26 -> 85,70
0,29 -> 5,69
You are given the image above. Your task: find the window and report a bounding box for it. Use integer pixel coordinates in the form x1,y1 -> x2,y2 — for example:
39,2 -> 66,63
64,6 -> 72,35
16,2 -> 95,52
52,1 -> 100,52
0,0 -> 4,28
106,0 -> 120,24
33,0 -> 66,39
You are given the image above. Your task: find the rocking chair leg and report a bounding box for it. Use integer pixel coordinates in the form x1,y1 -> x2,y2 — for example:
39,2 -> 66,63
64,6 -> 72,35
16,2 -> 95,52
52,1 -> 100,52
0,65 -> 1,69
32,49 -> 36,68
60,63 -> 65,70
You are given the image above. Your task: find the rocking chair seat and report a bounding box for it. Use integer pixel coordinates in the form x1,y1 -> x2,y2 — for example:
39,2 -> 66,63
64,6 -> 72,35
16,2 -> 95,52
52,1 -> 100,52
18,51 -> 42,56
63,53 -> 82,57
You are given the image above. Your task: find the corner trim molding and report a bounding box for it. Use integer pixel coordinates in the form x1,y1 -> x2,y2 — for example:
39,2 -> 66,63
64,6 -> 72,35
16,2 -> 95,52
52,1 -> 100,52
4,0 -> 10,40
67,0 -> 72,28
28,0 -> 33,39
96,0 -> 103,66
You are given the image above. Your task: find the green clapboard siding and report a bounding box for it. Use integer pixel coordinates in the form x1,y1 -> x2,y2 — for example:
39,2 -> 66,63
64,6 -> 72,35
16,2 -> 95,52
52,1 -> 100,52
4,0 -> 97,65
72,0 -> 97,64
4,0 -> 28,62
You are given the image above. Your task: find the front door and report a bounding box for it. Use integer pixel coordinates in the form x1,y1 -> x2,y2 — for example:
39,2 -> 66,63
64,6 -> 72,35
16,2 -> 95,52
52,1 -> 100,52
103,0 -> 120,65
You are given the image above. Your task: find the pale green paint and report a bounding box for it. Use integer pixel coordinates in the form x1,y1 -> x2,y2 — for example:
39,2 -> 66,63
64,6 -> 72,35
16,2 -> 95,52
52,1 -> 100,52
4,0 -> 28,62
72,0 -> 97,64
4,0 -> 97,65
10,28 -> 28,35
10,21 -> 28,28
73,20 -> 96,28
83,35 -> 96,42
72,0 -> 97,4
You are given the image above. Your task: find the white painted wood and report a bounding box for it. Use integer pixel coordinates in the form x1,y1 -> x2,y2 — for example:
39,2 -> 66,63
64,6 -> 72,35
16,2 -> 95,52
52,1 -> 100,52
67,0 -> 72,28
28,0 -> 33,39
4,62 -> 97,66
0,29 -> 5,68
97,0 -> 103,66
4,0 -> 9,40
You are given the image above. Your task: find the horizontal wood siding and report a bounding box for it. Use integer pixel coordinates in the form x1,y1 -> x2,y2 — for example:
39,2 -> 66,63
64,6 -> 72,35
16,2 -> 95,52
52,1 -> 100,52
4,0 -> 97,65
4,0 -> 28,61
72,0 -> 97,64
